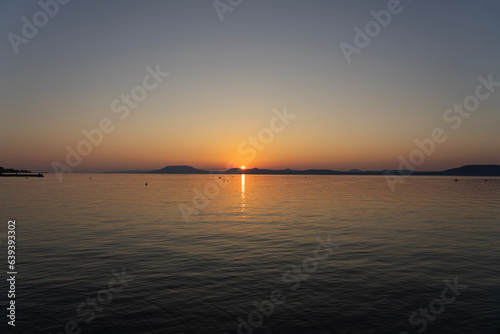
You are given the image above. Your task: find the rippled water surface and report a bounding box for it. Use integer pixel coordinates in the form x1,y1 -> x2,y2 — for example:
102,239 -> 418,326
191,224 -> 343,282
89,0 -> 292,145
1,174 -> 499,333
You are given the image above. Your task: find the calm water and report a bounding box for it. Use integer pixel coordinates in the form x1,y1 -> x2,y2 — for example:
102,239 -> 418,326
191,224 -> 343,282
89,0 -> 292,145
1,174 -> 499,333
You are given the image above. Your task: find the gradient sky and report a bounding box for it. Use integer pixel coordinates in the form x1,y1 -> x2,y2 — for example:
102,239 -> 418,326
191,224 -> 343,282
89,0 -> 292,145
1,0 -> 499,172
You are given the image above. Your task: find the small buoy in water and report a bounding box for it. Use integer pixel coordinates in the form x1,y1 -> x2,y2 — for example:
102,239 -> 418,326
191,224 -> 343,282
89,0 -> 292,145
455,179 -> 458,182
90,178 -> 91,179
145,183 -> 148,186
485,179 -> 488,182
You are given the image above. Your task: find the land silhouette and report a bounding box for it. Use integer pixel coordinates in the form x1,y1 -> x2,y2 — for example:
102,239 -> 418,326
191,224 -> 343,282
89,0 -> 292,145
0,166 -> 31,173
0,166 -> 43,177
3,165 -> 499,177
108,164 -> 500,176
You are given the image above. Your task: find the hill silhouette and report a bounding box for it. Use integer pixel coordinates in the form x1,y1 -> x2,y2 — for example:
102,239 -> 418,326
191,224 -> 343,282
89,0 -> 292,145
116,164 -> 500,176
428,165 -> 500,176
152,165 -> 209,174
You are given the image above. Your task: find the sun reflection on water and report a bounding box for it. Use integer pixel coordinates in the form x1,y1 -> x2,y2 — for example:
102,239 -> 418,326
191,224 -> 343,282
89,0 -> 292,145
241,174 -> 245,212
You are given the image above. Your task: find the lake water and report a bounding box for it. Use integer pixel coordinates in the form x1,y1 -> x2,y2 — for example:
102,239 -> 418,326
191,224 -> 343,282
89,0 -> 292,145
1,174 -> 499,333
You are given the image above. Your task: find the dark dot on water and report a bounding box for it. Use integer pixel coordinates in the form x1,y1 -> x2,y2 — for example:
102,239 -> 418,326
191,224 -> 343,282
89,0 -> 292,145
145,183 -> 148,186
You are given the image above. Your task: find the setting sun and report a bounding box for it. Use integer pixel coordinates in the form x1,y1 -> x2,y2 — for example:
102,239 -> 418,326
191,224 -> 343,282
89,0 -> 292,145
241,166 -> 246,169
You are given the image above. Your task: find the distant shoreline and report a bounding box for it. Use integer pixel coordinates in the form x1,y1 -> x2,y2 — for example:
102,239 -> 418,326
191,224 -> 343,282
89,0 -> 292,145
0,173 -> 44,177
102,164 -> 500,177
0,166 -> 44,177
4,164 -> 499,177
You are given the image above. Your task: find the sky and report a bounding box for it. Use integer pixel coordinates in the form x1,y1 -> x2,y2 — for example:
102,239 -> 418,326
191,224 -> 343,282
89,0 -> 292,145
1,0 -> 499,172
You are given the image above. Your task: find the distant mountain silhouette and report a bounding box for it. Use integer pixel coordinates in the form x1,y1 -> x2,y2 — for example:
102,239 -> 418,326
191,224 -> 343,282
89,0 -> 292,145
227,165 -> 500,176
226,167 -> 416,175
228,165 -> 500,176
110,164 -> 500,176
152,165 -> 209,174
414,165 -> 500,176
